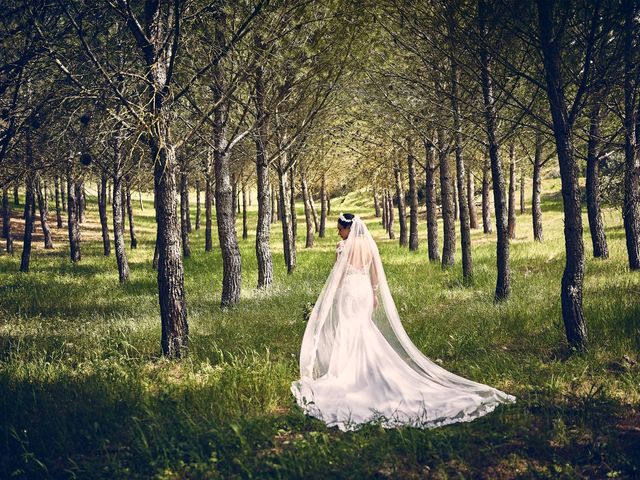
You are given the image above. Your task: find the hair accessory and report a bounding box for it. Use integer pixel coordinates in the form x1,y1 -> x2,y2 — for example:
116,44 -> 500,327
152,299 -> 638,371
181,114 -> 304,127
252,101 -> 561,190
338,213 -> 352,223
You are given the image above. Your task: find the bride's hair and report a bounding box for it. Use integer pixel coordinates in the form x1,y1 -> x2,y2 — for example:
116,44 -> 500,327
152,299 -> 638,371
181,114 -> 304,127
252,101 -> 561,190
337,213 -> 355,228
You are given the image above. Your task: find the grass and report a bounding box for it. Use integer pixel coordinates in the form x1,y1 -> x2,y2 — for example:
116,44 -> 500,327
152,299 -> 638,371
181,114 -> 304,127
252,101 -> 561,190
0,179 -> 639,479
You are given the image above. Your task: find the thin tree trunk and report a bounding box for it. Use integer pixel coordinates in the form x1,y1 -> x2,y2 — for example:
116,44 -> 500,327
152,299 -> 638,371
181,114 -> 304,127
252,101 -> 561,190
453,179 -> 458,221
387,188 -> 395,239
586,101 -> 608,258
76,179 -> 86,224
271,185 -> 277,225
326,193 -> 331,216
382,188 -> 389,230
301,170 -> 314,248
278,168 -> 294,273
532,132 -> 544,241
468,168 -> 479,229
481,152 -> 493,234
20,173 -> 34,272
623,0 -> 640,270
394,159 -> 408,247
479,0 -> 510,300
180,165 -> 191,258
373,186 -> 381,217
508,143 -> 517,239
309,190 -> 319,232
319,174 -> 327,238
112,175 -> 130,282
519,170 -> 525,214
2,184 -> 12,253
425,138 -> 439,261
242,183 -> 248,240
98,174 -> 111,256
195,179 -> 201,230
289,166 -> 297,266
205,171 -> 213,252
438,126 -> 455,268
13,182 -> 19,206
125,176 -> 137,249
408,141 -> 419,251
54,175 -> 63,228
538,0 -> 587,350
35,176 -> 53,249
67,164 -> 81,263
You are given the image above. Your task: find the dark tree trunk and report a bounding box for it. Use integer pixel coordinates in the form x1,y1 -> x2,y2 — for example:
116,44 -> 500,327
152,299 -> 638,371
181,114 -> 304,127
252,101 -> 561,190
125,176 -> 137,249
481,152 -> 493,234
180,166 -> 191,258
289,167 -> 297,265
326,194 -> 331,216
479,0 -> 510,300
112,176 -> 130,282
271,185 -> 277,225
537,0 -> 587,350
382,188 -> 389,230
98,174 -> 111,256
242,184 -> 248,240
408,141 -> 419,251
394,159 -> 408,247
54,175 -> 63,228
309,190 -> 319,232
425,138 -> 439,261
623,0 -> 640,270
532,132 -> 544,241
467,169 -> 479,229
453,179 -> 459,221
2,184 -> 12,253
301,170 -> 314,248
67,164 -> 81,263
508,143 -> 517,239
438,126 -> 455,268
35,176 -> 53,249
319,174 -> 327,238
13,182 -> 19,206
387,188 -> 395,239
278,168 -> 295,273
60,178 -> 66,212
195,179 -> 201,230
20,174 -> 34,272
205,172 -> 213,252
76,179 -> 86,224
586,101 -> 608,258
519,170 -> 525,214
373,186 -> 381,217
213,18 -> 242,308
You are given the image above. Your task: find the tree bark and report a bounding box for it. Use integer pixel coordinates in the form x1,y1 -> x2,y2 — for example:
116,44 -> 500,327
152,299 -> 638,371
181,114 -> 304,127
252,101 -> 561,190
35,176 -> 53,249
519,169 -> 525,214
241,184 -> 248,240
537,0 -> 587,350
408,140 -> 419,251
278,168 -> 295,273
67,163 -> 81,263
195,179 -> 201,230
112,175 -> 130,282
508,142 -> 517,239
98,174 -> 111,256
309,190 -> 319,232
373,186 -> 381,217
125,176 -> 137,249
438,126 -> 455,268
319,174 -> 327,238
20,173 -> 34,272
2,184 -> 12,253
481,152 -> 493,234
425,138 -> 439,261
394,159 -> 408,247
382,188 -> 389,230
468,168 -> 479,229
301,170 -> 315,248
180,164 -> 191,258
532,132 -> 544,241
586,101 -> 608,258
205,170 -> 213,252
623,0 -> 640,270
76,178 -> 86,224
54,175 -> 63,228
479,0 -> 510,300
387,188 -> 395,239
453,178 -> 458,221
289,166 -> 297,265
13,182 -> 19,206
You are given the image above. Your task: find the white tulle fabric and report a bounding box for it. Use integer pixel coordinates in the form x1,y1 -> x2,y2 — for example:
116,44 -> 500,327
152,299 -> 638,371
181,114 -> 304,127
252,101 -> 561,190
291,217 -> 515,431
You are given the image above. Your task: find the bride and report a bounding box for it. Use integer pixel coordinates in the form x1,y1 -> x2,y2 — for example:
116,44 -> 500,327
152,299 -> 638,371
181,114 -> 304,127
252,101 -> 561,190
291,213 -> 515,431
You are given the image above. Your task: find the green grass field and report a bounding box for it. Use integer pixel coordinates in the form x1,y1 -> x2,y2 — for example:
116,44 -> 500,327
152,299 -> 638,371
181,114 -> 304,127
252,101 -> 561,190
1,180 -> 639,479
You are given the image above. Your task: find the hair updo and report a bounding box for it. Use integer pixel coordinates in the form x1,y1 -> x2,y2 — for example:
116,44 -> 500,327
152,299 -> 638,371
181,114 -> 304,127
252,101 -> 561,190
337,213 -> 355,228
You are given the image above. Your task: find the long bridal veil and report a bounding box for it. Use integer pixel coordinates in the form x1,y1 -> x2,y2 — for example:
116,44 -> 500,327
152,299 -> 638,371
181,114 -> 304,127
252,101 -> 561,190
292,216 -> 515,431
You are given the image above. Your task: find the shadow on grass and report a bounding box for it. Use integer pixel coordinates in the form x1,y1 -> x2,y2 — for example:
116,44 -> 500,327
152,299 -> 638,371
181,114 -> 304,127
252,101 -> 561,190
1,371 -> 638,479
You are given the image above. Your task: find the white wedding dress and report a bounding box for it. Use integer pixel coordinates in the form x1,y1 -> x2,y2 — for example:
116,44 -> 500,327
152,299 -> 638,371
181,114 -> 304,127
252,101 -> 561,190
291,217 -> 515,431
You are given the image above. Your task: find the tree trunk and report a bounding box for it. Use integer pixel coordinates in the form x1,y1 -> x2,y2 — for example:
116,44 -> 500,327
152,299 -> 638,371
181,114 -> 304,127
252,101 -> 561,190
519,170 -> 525,214
453,179 -> 458,221
112,175 -> 130,282
309,190 -> 319,232
481,152 -> 493,234
2,184 -> 12,253
125,176 -> 137,249
425,138 -> 439,261
13,182 -> 19,206
271,185 -> 278,225
623,0 -> 640,270
319,174 -> 327,238
373,186 -> 381,217
301,170 -> 315,248
98,174 -> 111,256
54,175 -> 63,228
387,188 -> 395,239
326,193 -> 331,216
195,179 -> 201,230
205,172 -> 213,252
586,101 -> 608,258
532,132 -> 544,241
508,143 -> 517,239
479,0 -> 510,300
20,173 -> 34,272
438,126 -> 455,268
467,168 -> 479,229
180,165 -> 191,258
289,167 -> 297,266
382,188 -> 389,230
408,140 -> 419,251
538,0 -> 587,350
242,184 -> 248,240
67,163 -> 81,263
76,179 -> 86,224
278,168 -> 295,273
35,176 -> 53,249
394,159 -> 408,247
